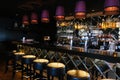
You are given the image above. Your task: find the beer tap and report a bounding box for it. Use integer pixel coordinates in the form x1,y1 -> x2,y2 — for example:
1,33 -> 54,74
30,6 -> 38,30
84,36 -> 89,52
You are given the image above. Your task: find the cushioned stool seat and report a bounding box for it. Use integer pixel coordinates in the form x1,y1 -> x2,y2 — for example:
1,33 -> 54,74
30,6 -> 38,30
33,58 -> 49,79
101,79 -> 115,80
67,69 -> 90,80
47,62 -> 65,80
12,52 -> 25,79
22,55 -> 36,80
14,52 -> 25,60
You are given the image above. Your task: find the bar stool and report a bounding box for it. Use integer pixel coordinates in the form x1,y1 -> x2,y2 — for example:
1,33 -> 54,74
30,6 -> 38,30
67,69 -> 90,80
33,58 -> 49,80
5,50 -> 15,73
12,51 -> 25,79
47,62 -> 65,80
22,55 -> 36,80
101,79 -> 115,80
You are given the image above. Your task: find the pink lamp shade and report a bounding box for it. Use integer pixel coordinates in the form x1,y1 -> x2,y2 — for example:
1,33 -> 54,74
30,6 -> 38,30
104,0 -> 120,15
41,10 -> 49,23
22,15 -> 29,25
55,6 -> 65,20
31,12 -> 38,24
75,0 -> 86,19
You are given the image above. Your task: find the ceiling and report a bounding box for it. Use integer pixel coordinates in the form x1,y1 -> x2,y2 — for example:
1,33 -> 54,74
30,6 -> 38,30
0,0 -> 105,18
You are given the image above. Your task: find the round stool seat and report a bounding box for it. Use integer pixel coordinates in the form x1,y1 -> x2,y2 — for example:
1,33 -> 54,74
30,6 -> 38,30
33,59 -> 49,80
22,55 -> 36,58
13,50 -> 17,53
101,79 -> 115,80
14,52 -> 25,60
47,62 -> 65,68
67,70 -> 90,80
14,52 -> 25,55
33,59 -> 49,70
21,55 -> 36,80
12,51 -> 25,79
47,62 -> 65,80
34,59 -> 49,63
22,55 -> 36,64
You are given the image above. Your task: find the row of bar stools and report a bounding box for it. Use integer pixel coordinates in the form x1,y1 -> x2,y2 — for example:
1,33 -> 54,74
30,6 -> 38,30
12,51 -> 25,79
67,69 -> 90,80
101,79 -> 115,80
47,62 -> 91,80
20,55 -> 91,80
33,58 -> 49,80
21,55 -> 36,80
47,62 -> 65,80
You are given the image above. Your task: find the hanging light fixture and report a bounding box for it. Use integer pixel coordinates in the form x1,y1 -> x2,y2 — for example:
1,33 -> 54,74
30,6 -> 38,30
55,6 -> 65,21
104,0 -> 120,15
31,12 -> 38,24
75,0 -> 86,19
41,10 -> 49,23
22,15 -> 29,25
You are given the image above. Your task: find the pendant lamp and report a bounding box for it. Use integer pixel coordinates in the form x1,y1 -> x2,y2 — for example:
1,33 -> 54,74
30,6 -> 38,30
22,15 -> 29,25
41,10 -> 49,23
104,0 -> 120,15
55,6 -> 65,20
75,0 -> 86,19
31,12 -> 38,24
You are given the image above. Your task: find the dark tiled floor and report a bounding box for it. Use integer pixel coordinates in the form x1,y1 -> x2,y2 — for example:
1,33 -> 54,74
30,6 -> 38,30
0,53 -> 22,80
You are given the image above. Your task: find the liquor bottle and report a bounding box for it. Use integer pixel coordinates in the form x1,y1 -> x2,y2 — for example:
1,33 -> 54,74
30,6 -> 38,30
115,42 -> 120,52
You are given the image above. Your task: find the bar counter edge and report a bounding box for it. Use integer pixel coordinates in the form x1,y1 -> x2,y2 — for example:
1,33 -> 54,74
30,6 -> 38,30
13,41 -> 120,63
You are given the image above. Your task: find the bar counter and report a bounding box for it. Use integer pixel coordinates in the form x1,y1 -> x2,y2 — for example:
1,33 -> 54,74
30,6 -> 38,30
14,41 -> 120,63
12,41 -> 120,79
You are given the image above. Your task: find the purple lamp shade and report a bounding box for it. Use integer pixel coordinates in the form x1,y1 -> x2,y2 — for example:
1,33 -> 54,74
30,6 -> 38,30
55,6 -> 65,20
41,10 -> 49,23
31,12 -> 38,24
22,15 -> 29,25
104,0 -> 120,15
75,0 -> 86,18
104,0 -> 120,8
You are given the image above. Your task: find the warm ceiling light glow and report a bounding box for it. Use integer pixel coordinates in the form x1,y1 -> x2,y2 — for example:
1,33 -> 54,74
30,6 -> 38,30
31,12 -> 38,24
75,0 -> 86,19
55,6 -> 65,21
104,0 -> 120,15
22,15 -> 29,25
41,10 -> 49,23
75,12 -> 86,19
